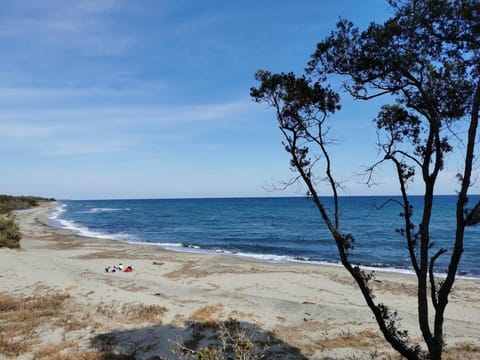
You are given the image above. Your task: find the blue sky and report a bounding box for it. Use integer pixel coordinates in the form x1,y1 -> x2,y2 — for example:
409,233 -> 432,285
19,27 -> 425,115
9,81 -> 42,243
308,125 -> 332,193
0,0 -> 468,199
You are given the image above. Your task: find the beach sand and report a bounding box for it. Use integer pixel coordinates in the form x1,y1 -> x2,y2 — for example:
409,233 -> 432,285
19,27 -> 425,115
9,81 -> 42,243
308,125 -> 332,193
1,202 -> 479,359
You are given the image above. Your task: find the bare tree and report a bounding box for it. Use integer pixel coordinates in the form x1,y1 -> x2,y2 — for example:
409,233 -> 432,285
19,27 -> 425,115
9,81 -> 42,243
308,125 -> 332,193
250,1 -> 480,359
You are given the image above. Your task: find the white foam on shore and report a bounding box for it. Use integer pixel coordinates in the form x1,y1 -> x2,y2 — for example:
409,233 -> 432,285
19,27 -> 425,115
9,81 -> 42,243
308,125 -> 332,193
47,203 -> 478,280
90,207 -> 131,213
125,241 -> 185,249
48,203 -> 135,242
48,203 -> 66,220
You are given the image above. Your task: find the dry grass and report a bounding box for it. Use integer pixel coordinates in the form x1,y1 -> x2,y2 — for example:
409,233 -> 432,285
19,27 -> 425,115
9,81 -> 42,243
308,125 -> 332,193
315,329 -> 382,350
34,345 -> 136,360
0,293 -> 18,312
34,341 -> 79,359
96,302 -> 168,324
0,337 -> 30,358
442,342 -> 480,359
0,292 -> 71,357
1,290 -> 478,359
228,309 -> 256,321
122,302 -> 168,323
189,303 -> 224,327
273,322 -> 389,358
182,304 -> 227,351
0,291 -> 166,359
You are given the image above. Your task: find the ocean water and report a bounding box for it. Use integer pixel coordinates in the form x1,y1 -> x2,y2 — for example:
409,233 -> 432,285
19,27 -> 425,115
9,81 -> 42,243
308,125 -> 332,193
49,196 -> 480,277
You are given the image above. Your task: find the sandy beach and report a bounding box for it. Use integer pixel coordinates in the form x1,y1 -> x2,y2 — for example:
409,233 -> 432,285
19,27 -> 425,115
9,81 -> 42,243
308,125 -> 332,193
1,202 -> 479,359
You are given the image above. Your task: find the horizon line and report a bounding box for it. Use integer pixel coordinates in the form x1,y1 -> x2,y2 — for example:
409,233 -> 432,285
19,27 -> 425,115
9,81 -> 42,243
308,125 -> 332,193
55,193 -> 478,201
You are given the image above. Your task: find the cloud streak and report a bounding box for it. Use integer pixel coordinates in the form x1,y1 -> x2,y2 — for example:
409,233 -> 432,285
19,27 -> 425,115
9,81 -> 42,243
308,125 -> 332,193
0,98 -> 255,126
0,0 -> 134,56
0,87 -> 260,159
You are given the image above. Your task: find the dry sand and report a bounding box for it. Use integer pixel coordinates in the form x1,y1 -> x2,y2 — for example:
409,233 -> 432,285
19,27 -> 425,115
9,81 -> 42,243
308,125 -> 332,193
0,202 -> 479,359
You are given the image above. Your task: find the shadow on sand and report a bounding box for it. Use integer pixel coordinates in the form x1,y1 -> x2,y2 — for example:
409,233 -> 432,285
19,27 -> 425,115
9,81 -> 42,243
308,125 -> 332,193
90,318 -> 308,359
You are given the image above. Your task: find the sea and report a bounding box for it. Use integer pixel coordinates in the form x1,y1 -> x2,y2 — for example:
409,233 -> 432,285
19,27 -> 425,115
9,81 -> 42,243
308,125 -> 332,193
48,196 -> 480,278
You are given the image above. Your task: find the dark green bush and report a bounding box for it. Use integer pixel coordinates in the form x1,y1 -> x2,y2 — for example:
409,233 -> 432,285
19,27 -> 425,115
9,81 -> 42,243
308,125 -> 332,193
0,216 -> 21,248
0,195 -> 54,214
0,195 -> 54,248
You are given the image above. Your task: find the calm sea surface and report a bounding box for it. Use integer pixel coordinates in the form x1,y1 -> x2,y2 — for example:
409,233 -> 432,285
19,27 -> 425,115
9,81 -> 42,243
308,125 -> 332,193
49,196 -> 480,277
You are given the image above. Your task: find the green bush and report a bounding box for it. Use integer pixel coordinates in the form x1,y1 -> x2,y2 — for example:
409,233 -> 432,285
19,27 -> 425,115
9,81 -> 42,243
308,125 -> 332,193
0,216 -> 21,248
0,195 -> 54,214
0,195 -> 54,248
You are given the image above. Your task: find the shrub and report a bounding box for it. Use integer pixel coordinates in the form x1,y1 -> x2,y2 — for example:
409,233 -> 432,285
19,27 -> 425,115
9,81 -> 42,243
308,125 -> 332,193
0,194 -> 54,248
0,215 -> 21,248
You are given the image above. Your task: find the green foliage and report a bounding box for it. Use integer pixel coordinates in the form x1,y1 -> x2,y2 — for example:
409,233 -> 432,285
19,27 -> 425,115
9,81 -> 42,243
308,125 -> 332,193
0,215 -> 21,249
0,195 -> 54,248
0,195 -> 54,214
177,319 -> 270,360
307,0 -> 479,182
252,1 -> 480,359
464,200 -> 480,226
195,347 -> 221,360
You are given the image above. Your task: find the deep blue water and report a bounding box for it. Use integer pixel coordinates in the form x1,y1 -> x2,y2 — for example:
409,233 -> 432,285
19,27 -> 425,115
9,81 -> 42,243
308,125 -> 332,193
49,196 -> 480,277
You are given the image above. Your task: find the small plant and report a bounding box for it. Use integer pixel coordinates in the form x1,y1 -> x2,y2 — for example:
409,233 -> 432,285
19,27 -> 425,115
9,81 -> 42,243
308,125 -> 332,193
195,347 -> 221,360
176,318 -> 269,360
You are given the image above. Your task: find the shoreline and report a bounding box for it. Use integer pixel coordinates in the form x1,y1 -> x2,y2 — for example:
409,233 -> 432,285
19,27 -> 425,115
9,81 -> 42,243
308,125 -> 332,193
1,201 -> 479,359
49,200 -> 480,281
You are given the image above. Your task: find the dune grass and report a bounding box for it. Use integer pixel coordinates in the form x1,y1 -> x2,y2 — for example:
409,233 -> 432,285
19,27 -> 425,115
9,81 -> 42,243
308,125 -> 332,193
1,290 -> 478,359
0,292 -> 71,357
96,302 -> 168,324
0,291 -> 163,359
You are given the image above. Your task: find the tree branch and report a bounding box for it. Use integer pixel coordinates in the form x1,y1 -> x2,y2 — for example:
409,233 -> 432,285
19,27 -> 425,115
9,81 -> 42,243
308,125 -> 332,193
429,248 -> 448,309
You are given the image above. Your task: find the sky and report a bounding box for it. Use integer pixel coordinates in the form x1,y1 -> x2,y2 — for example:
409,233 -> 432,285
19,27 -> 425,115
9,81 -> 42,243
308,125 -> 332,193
0,0 -> 472,200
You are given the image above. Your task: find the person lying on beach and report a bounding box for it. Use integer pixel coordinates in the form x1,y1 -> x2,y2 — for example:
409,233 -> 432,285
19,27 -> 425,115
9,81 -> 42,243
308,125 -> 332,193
105,264 -> 133,273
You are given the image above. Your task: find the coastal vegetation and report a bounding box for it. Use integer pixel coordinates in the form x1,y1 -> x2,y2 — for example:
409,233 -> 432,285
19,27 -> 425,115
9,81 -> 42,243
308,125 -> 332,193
0,290 -> 303,359
0,195 -> 54,248
0,195 -> 53,214
1,289 -> 478,359
251,0 -> 480,359
0,215 -> 21,249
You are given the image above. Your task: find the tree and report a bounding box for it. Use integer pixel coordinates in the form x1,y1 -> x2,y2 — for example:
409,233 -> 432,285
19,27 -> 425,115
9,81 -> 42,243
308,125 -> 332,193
250,1 -> 480,359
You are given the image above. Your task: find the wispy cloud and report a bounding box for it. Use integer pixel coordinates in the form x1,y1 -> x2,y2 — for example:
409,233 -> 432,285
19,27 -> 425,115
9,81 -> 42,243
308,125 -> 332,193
0,83 -> 169,102
40,139 -> 134,157
0,82 -> 255,125
0,86 -> 259,158
0,99 -> 255,126
0,124 -> 60,139
0,0 -> 133,55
